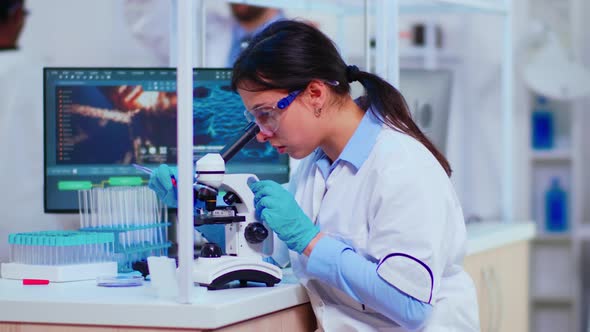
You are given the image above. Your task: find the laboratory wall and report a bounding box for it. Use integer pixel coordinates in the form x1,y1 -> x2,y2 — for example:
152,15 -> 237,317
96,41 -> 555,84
20,0 -> 162,66
579,0 -> 590,329
396,3 -> 531,222
581,0 -> 590,230
472,0 -> 531,223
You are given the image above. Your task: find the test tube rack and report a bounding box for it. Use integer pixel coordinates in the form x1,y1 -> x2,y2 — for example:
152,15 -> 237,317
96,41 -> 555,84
0,231 -> 117,282
81,224 -> 172,272
77,186 -> 171,272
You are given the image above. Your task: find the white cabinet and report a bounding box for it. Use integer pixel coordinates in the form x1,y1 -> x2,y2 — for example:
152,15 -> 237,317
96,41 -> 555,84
464,241 -> 530,332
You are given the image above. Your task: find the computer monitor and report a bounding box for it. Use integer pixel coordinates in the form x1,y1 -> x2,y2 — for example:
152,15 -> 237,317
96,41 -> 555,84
44,68 -> 290,213
398,69 -> 453,154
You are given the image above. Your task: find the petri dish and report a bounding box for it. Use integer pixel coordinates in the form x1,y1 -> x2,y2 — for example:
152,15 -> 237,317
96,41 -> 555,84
97,275 -> 144,287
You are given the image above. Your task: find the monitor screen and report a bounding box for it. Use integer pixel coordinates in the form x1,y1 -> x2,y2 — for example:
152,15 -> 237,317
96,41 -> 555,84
44,68 -> 289,213
399,69 -> 453,154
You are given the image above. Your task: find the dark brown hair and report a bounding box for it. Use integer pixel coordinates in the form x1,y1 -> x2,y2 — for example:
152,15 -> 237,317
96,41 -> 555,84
231,20 -> 451,177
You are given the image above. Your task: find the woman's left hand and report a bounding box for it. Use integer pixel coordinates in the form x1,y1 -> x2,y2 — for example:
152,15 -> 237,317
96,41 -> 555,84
249,180 -> 319,254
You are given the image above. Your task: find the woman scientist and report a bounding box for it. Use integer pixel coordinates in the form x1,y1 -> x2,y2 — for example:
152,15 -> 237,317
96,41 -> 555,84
150,20 -> 479,331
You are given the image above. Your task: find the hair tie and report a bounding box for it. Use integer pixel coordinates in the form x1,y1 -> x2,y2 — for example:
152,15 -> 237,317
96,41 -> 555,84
346,65 -> 360,83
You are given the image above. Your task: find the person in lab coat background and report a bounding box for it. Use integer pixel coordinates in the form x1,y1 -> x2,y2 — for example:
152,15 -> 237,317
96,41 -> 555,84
123,1 -> 284,67
226,4 -> 284,66
0,0 -> 78,262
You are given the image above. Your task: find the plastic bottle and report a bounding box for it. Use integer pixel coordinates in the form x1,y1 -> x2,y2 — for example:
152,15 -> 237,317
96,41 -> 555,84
531,96 -> 554,149
545,178 -> 568,232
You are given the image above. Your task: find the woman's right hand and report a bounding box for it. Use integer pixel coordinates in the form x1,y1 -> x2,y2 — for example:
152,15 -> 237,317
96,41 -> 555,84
148,164 -> 178,207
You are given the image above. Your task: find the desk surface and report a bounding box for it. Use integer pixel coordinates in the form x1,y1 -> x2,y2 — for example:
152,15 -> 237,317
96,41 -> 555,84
466,221 -> 536,255
0,221 -> 534,329
0,270 -> 308,329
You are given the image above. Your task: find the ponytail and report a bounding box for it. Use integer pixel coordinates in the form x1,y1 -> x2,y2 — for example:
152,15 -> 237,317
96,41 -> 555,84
348,67 -> 452,177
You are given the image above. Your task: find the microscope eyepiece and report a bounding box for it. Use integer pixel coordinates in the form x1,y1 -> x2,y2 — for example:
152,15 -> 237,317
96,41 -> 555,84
219,122 -> 260,163
196,185 -> 218,212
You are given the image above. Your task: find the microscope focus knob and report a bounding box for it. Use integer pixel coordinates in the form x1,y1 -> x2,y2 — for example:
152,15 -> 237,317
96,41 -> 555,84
200,242 -> 223,258
244,222 -> 269,244
223,191 -> 242,205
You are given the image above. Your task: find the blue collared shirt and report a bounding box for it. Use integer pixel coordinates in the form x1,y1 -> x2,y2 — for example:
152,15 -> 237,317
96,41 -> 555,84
315,108 -> 383,180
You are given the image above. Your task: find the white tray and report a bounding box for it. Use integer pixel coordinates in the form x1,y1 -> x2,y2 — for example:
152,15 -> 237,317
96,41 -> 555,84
0,262 -> 117,282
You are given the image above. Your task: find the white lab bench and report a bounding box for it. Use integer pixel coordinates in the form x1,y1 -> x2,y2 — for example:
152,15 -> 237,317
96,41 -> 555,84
0,221 -> 534,331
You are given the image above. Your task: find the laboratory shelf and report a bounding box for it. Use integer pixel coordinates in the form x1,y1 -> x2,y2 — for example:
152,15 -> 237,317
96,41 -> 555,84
223,0 -> 364,15
533,233 -> 572,244
532,296 -> 574,306
531,149 -> 573,162
400,46 -> 460,62
398,0 -> 509,15
572,225 -> 590,239
223,0 -> 509,16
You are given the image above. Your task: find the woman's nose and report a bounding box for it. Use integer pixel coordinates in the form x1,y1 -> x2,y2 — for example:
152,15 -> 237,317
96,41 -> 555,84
256,131 -> 273,142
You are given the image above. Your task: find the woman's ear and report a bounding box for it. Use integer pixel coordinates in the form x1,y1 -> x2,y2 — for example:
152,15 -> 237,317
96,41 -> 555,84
304,80 -> 328,111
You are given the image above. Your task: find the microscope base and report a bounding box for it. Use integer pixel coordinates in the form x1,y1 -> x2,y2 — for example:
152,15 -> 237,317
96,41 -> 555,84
193,256 -> 282,290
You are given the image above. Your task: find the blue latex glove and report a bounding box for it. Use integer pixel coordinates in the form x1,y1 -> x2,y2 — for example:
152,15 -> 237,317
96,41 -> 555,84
148,164 -> 178,207
250,180 -> 319,254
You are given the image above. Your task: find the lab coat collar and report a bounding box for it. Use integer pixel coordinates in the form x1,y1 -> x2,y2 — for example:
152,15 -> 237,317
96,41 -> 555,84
315,107 -> 383,179
0,50 -> 25,75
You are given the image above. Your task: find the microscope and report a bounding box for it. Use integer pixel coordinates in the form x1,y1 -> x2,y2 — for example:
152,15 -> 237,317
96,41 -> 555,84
192,122 -> 282,290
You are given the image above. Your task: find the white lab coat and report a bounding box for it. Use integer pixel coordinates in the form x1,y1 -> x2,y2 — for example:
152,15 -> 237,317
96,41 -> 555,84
287,125 -> 480,331
0,51 -> 78,263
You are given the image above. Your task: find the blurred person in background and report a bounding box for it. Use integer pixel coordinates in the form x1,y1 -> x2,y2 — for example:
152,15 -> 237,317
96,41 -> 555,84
123,1 -> 283,66
226,4 -> 283,65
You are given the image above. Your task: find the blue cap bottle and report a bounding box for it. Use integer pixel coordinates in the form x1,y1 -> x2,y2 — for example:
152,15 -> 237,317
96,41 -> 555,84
545,177 -> 568,232
532,96 -> 554,150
